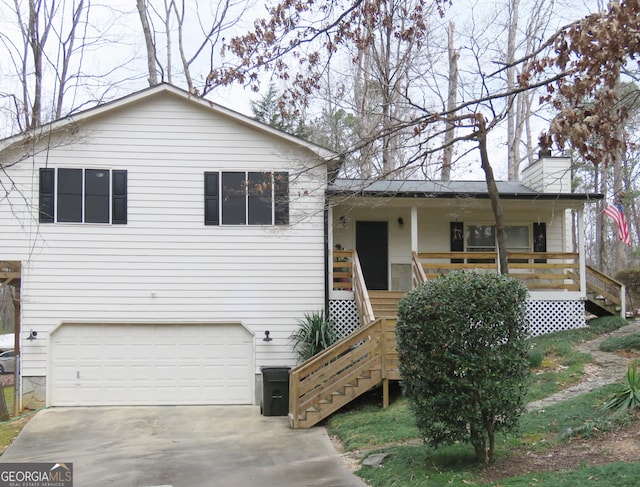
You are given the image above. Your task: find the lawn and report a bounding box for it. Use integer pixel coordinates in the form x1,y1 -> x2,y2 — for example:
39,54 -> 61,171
326,316 -> 639,486
0,384 -> 38,454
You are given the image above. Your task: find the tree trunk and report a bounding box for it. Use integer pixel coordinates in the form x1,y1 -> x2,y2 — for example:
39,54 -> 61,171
136,0 -> 159,86
442,22 -> 458,182
506,0 -> 520,181
477,116 -> 508,274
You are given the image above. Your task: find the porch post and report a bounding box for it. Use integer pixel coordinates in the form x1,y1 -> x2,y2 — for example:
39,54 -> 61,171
578,207 -> 587,298
328,205 -> 334,291
411,206 -> 418,253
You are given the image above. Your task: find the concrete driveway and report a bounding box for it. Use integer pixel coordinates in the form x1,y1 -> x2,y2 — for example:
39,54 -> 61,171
0,406 -> 367,487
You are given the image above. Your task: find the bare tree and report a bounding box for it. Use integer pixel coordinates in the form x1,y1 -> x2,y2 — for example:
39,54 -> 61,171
0,0 -> 139,137
137,0 -> 159,86
441,21 -> 458,181
134,0 -> 255,94
209,0 -> 640,271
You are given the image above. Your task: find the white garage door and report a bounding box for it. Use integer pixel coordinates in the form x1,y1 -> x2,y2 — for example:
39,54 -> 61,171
49,323 -> 254,406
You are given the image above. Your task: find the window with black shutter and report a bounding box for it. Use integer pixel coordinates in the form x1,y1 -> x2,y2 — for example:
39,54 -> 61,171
207,171 -> 289,226
38,168 -> 127,224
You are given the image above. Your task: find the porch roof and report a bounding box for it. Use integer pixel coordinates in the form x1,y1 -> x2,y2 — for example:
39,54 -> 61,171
327,179 -> 603,201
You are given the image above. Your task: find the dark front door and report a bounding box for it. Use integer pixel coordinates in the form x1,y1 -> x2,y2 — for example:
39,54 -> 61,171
356,221 -> 388,290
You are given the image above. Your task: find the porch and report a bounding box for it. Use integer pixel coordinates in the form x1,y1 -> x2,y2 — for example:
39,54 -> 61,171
288,249 -> 625,429
331,248 -> 624,329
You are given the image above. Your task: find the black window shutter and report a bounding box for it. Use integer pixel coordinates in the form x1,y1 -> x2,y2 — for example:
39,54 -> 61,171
112,170 -> 128,224
39,168 -> 55,223
533,222 -> 547,263
274,172 -> 289,225
204,172 -> 219,225
450,222 -> 464,263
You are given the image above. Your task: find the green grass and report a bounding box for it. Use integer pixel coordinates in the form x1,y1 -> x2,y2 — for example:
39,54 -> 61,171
526,316 -> 627,402
600,332 -> 640,352
327,315 -> 636,487
484,463 -> 640,486
0,385 -> 30,453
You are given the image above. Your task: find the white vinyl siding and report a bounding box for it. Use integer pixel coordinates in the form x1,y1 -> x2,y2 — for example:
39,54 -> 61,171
0,91 -> 327,387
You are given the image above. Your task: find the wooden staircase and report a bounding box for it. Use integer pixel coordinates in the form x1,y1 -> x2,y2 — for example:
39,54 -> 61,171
368,290 -> 405,318
586,265 -> 625,317
289,317 -> 399,429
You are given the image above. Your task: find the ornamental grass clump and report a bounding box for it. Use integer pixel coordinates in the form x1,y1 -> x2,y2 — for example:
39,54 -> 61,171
290,310 -> 337,362
397,271 -> 530,466
602,361 -> 640,412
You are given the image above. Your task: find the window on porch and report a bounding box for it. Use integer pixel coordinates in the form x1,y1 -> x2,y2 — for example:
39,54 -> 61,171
466,225 -> 530,263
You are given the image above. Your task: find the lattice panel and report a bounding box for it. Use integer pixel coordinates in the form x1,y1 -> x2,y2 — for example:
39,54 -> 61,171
526,300 -> 586,336
329,299 -> 361,339
330,298 -> 586,339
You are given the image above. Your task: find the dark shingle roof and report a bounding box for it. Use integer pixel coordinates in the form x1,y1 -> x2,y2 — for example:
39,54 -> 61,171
327,178 -> 602,201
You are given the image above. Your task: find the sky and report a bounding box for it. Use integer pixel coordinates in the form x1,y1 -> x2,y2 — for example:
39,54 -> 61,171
0,0 -> 600,180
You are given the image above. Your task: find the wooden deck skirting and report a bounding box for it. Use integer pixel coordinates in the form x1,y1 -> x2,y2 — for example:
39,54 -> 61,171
289,317 -> 398,429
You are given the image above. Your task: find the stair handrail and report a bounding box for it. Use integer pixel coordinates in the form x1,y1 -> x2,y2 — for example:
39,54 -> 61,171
412,251 -> 427,286
351,250 -> 375,324
586,264 -> 626,317
289,318 -> 384,428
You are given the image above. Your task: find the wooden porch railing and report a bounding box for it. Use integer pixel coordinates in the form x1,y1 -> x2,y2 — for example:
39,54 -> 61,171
332,249 -> 375,324
289,317 -> 398,429
586,264 -> 625,317
414,251 -> 581,292
332,249 -> 353,291
411,251 -> 427,286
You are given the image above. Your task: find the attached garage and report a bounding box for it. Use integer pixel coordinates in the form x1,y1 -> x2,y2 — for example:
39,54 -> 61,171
49,323 -> 254,406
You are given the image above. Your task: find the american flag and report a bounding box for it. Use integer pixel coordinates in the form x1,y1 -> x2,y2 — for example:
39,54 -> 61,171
604,202 -> 631,247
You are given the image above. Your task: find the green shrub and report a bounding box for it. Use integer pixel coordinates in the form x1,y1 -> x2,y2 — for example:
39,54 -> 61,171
289,310 -> 337,362
396,271 -> 530,466
527,348 -> 545,368
615,269 -> 640,293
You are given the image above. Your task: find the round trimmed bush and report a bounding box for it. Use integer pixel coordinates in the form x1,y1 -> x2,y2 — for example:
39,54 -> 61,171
397,271 -> 530,465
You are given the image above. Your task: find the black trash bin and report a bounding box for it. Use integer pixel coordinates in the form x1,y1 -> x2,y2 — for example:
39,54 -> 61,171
261,366 -> 291,416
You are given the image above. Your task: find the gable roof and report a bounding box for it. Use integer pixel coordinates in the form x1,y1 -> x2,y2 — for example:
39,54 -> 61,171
0,83 -> 338,162
328,178 -> 603,201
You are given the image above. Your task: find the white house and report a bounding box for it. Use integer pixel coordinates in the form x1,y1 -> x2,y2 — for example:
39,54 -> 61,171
0,84 -> 620,415
0,84 -> 335,409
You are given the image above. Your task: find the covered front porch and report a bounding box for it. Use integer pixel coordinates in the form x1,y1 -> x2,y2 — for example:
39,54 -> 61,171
326,180 -> 623,337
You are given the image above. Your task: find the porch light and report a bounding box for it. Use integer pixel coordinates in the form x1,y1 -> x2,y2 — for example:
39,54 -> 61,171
263,330 -> 273,342
26,330 -> 37,341
397,217 -> 404,227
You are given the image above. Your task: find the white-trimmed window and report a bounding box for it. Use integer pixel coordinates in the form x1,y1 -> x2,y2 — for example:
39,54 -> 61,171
39,168 -> 127,224
204,171 -> 289,226
466,224 -> 530,253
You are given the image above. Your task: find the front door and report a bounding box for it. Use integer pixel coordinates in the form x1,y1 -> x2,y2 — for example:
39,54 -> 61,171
356,221 -> 388,290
